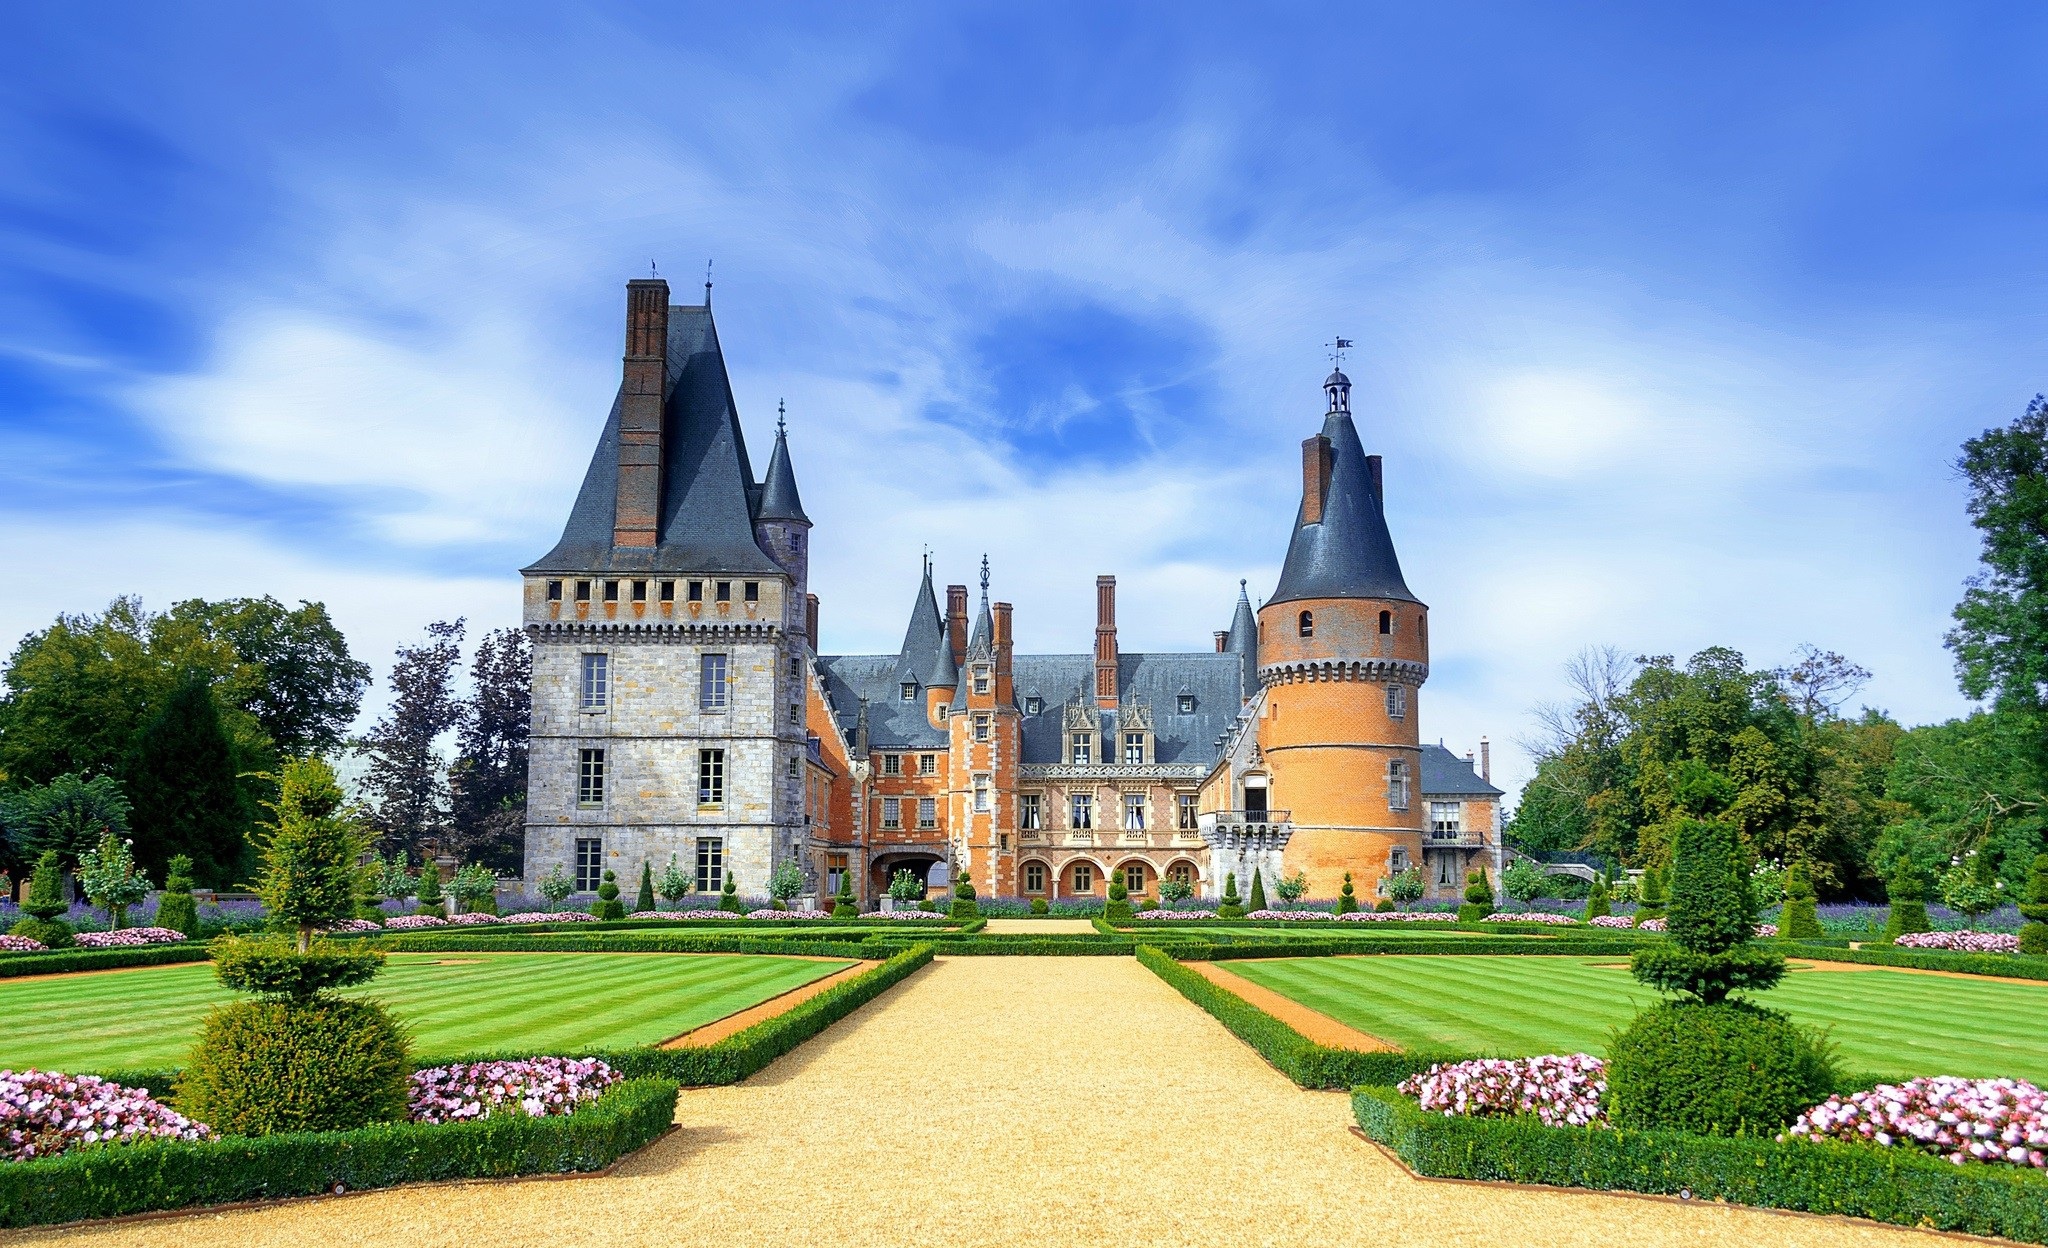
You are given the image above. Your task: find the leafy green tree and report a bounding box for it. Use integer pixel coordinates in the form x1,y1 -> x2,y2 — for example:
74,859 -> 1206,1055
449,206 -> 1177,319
249,757 -> 373,954
448,863 -> 497,915
162,596 -> 369,757
659,855 -> 691,907
448,627 -> 529,874
2,773 -> 131,873
0,598 -> 187,785
76,832 -> 152,929
1938,849 -> 2003,922
1502,857 -> 1547,909
769,859 -> 805,906
538,862 -> 572,911
2019,853 -> 2048,955
359,620 -> 464,856
1886,709 -> 2045,896
157,854 -> 199,937
1947,396 -> 2048,758
1159,873 -> 1194,905
121,671 -> 248,887
1384,866 -> 1425,911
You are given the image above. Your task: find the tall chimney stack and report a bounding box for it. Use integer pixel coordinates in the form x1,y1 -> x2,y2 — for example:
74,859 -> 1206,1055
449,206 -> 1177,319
1214,630 -> 1229,652
1480,736 -> 1491,782
804,593 -> 820,650
993,602 -> 1014,682
946,584 -> 969,669
613,278 -> 669,548
1301,434 -> 1333,525
1094,575 -> 1119,708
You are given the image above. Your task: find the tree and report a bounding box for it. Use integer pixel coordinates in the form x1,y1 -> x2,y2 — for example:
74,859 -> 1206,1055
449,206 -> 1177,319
162,597 -> 370,757
448,863 -> 497,915
9,850 -> 73,947
591,869 -> 624,920
1882,861 -> 1932,941
121,671 -> 248,887
2,773 -> 131,873
1385,866 -> 1425,911
1780,860 -> 1822,939
448,627 -> 529,874
2020,853 -> 2048,955
832,868 -> 857,919
0,598 -> 181,785
1502,858 -> 1547,910
768,859 -> 805,907
538,862 -> 572,912
1635,866 -> 1668,921
659,855 -> 691,908
1886,710 -> 2044,896
76,832 -> 152,929
414,862 -> 445,917
1218,872 -> 1243,919
360,620 -> 465,856
1335,871 -> 1359,914
1245,869 -> 1268,913
1938,849 -> 2003,923
1276,869 -> 1309,907
157,854 -> 199,937
1630,816 -> 1784,1005
719,870 -> 743,913
249,757 -> 373,954
636,861 -> 658,913
1947,395 -> 2048,759
1584,875 -> 1611,920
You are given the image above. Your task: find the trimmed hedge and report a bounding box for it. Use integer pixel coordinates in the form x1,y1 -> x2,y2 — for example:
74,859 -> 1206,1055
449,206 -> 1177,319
1785,944 -> 2048,981
1352,1085 -> 2048,1245
379,932 -> 883,958
1187,937 -> 1651,959
0,1077 -> 679,1230
1135,945 -> 1471,1088
0,942 -> 212,978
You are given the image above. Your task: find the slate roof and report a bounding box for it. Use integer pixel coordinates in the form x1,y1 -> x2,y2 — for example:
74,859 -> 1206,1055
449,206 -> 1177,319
1223,581 -> 1258,696
1267,375 -> 1419,607
893,564 -> 958,691
756,422 -> 808,524
1420,744 -> 1503,797
524,304 -> 786,576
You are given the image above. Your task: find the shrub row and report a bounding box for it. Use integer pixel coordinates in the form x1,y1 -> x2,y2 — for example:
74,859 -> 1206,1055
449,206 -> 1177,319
1134,945 -> 1470,1089
1781,943 -> 2048,981
0,942 -> 212,979
378,932 -> 883,959
0,1077 -> 679,1230
1351,1085 -> 2048,1245
1186,936 -> 1651,960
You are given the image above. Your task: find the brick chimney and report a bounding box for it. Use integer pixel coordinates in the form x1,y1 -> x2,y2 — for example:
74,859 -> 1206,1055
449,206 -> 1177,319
1301,434 -> 1333,525
946,584 -> 969,668
613,278 -> 669,548
1094,575 -> 1119,708
1480,736 -> 1491,782
804,593 -> 820,649
1214,630 -> 1229,652
993,602 -> 1014,682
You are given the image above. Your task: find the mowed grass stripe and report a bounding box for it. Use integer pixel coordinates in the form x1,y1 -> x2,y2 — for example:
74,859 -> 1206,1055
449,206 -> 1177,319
0,953 -> 852,1072
1224,955 -> 2048,1083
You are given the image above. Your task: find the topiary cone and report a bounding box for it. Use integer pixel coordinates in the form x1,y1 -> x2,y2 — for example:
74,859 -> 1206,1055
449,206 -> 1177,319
1780,860 -> 1822,940
414,864 -> 445,918
2016,852 -> 2048,956
832,868 -> 857,919
636,861 -> 656,914
719,871 -> 743,913
156,853 -> 199,938
1882,862 -> 1931,942
1246,870 -> 1268,913
1584,875 -> 1611,921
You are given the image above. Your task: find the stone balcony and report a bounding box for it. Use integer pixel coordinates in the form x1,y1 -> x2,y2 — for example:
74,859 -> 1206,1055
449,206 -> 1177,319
1425,831 -> 1487,848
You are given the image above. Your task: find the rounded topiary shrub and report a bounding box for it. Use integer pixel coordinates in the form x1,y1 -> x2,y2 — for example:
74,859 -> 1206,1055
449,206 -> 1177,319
1605,1000 -> 1836,1137
1029,897 -> 1049,915
156,854 -> 200,938
176,995 -> 409,1135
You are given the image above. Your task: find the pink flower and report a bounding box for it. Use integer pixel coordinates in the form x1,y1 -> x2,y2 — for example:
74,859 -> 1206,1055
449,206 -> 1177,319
1894,931 -> 2021,954
72,927 -> 187,948
0,936 -> 49,953
1,1070 -> 210,1160
1481,912 -> 1578,925
1783,1077 -> 2046,1171
1399,1055 -> 1608,1127
406,1058 -> 619,1124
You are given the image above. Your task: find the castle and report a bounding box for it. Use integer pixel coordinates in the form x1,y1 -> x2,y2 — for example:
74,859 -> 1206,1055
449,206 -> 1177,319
520,278 -> 1502,906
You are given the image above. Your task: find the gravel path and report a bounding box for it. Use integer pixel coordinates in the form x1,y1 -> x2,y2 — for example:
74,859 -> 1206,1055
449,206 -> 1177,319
9,957 -> 1951,1247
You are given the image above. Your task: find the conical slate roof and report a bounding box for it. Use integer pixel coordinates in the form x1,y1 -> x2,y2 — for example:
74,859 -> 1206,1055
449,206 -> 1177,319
1223,580 -> 1259,696
756,418 -> 809,524
524,305 -> 782,575
1268,387 -> 1418,606
894,563 -> 959,690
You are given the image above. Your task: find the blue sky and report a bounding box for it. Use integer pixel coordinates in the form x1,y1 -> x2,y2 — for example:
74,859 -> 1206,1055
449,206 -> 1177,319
2,2 -> 2043,796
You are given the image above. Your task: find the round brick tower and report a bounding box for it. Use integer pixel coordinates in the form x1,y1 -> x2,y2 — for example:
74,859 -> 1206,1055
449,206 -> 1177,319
1256,367 -> 1428,901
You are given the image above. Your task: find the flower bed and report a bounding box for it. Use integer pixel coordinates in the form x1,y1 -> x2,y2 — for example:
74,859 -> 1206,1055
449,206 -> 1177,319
407,1057 -> 619,1124
1134,910 -> 1215,920
1785,1077 -> 2047,1170
1397,1055 -> 1607,1128
1243,910 -> 1334,920
859,910 -> 948,919
382,915 -> 447,929
71,928 -> 188,949
1335,911 -> 1457,922
1755,923 -> 1778,937
0,937 -> 47,954
1483,912 -> 1577,925
1588,915 -> 1635,929
501,910 -> 596,923
2,1070 -> 210,1161
1894,930 -> 2021,954
319,918 -> 383,933
1636,917 -> 1667,932
743,908 -> 832,920
446,912 -> 501,926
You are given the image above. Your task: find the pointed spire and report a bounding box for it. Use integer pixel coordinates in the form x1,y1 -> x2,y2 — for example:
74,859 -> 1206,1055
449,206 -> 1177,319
756,406 -> 809,524
895,560 -> 958,689
966,554 -> 995,661
1225,578 -> 1260,700
1270,367 -> 1416,606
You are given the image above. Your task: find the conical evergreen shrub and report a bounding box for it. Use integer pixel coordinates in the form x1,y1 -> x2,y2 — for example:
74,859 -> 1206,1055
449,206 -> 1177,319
1336,871 -> 1359,914
1635,866 -> 1668,923
1584,875 -> 1611,921
157,854 -> 199,938
1780,860 -> 1822,939
1882,862 -> 1931,941
9,851 -> 74,948
2019,852 -> 2048,956
1246,870 -> 1268,913
413,864 -> 445,917
1218,872 -> 1243,919
832,869 -> 857,919
636,861 -> 656,914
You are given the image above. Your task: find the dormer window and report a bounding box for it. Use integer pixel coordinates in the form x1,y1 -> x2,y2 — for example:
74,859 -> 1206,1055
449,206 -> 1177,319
1177,695 -> 1196,714
1298,610 -> 1313,638
1025,696 -> 1044,715
901,682 -> 917,702
1123,732 -> 1146,765
1070,733 -> 1093,765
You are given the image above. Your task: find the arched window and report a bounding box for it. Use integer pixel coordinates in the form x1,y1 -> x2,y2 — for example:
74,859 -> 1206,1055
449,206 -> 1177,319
1378,609 -> 1392,635
1298,610 -> 1314,638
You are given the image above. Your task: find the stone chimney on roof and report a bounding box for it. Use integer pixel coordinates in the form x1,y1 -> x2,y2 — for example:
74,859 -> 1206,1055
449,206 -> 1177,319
1094,575 -> 1119,709
613,278 -> 669,548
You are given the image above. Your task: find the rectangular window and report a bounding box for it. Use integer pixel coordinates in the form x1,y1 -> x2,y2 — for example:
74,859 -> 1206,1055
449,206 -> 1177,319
882,753 -> 901,776
1168,862 -> 1194,888
716,581 -> 732,602
546,579 -> 563,601
577,748 -> 605,806
1025,696 -> 1043,715
1431,801 -> 1462,838
973,713 -> 990,742
580,653 -> 609,710
1071,792 -> 1094,829
695,838 -> 724,894
1177,694 -> 1195,713
603,579 -> 619,602
575,579 -> 591,601
1020,793 -> 1042,830
688,579 -> 704,603
659,580 -> 675,602
901,682 -> 917,702
919,754 -> 937,776
1178,793 -> 1198,829
917,797 -> 937,829
1387,759 -> 1410,813
974,775 -> 991,812
698,749 -> 725,806
1123,732 -> 1144,764
973,668 -> 990,695
1437,854 -> 1456,886
882,797 -> 901,829
1120,862 -> 1145,892
1386,684 -> 1406,720
1123,792 -> 1145,830
699,653 -> 729,710
744,581 -> 759,602
827,853 -> 849,896
788,758 -> 799,780
573,838 -> 602,892
1024,861 -> 1046,893
1070,734 -> 1092,765
1073,862 -> 1094,892
631,579 -> 647,602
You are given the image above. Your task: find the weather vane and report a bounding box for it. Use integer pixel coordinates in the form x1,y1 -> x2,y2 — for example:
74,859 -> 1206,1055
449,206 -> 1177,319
650,260 -> 659,278
1326,337 -> 1354,370
979,553 -> 990,599
704,258 -> 713,306
777,398 -> 786,434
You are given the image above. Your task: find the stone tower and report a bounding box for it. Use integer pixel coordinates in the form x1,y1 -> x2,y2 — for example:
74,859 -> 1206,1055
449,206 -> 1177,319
520,277 -> 812,905
1255,366 -> 1428,899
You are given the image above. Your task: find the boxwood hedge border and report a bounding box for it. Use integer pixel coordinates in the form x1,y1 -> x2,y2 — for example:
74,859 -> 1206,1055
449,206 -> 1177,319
0,1076 -> 679,1230
1780,942 -> 2048,981
0,942 -> 213,979
1351,1085 -> 2048,1245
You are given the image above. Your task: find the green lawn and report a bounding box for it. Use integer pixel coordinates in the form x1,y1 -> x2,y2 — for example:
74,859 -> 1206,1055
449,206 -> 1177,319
1224,954 -> 2048,1083
0,952 -> 854,1073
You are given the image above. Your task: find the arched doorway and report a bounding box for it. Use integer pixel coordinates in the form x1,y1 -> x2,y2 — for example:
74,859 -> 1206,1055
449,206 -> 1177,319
872,851 -> 944,902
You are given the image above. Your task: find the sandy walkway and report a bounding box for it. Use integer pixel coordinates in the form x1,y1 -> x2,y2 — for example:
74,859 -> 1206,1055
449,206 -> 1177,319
9,957 -> 1950,1247
981,917 -> 1096,933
